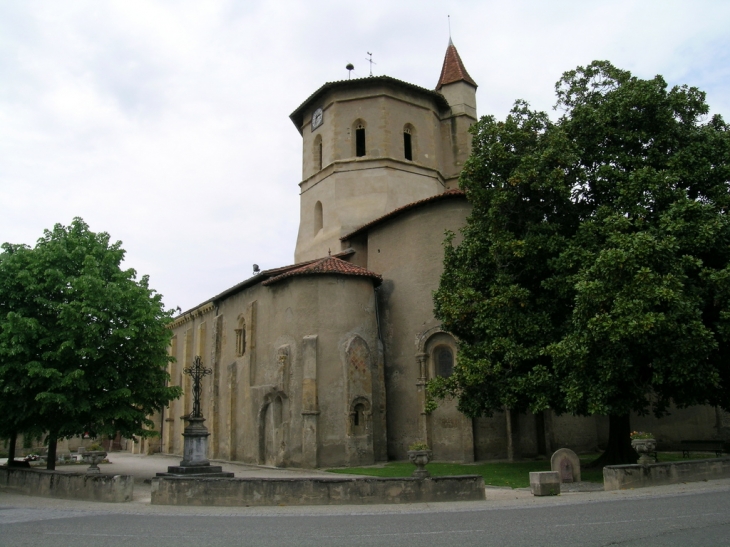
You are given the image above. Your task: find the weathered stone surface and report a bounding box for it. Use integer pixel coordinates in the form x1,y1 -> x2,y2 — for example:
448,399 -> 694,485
603,457 -> 730,491
157,465 -> 233,478
550,448 -> 581,483
151,475 -> 485,506
180,417 -> 210,466
529,471 -> 560,496
0,466 -> 133,502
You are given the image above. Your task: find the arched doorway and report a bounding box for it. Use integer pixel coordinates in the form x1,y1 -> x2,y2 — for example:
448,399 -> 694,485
258,393 -> 286,466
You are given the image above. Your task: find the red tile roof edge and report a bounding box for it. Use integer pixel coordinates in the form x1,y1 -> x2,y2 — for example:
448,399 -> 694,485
340,189 -> 466,241
173,249 -> 356,318
289,75 -> 450,134
262,256 -> 382,287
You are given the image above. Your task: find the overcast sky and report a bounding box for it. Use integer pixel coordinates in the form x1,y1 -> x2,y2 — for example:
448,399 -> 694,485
2,0 -> 729,313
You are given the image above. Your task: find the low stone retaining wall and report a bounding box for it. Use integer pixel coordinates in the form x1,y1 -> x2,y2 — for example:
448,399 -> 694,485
0,466 -> 133,503
151,475 -> 485,506
604,457 -> 730,491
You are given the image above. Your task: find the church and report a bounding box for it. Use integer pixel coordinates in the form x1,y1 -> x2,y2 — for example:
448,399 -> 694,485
156,42 -> 724,467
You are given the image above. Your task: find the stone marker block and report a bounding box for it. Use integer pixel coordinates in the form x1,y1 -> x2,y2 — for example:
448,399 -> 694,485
551,448 -> 581,483
530,471 -> 560,496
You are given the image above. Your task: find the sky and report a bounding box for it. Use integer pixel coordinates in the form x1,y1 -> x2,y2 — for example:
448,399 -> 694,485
1,0 -> 729,313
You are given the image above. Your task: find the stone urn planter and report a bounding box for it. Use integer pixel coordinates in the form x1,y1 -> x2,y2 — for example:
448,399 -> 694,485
83,451 -> 107,473
631,437 -> 656,465
407,449 -> 432,479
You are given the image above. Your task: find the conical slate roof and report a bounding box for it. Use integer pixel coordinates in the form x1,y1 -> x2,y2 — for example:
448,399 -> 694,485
436,39 -> 477,90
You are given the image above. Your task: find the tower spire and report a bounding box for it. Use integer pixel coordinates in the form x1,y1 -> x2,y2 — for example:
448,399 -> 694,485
435,40 -> 477,91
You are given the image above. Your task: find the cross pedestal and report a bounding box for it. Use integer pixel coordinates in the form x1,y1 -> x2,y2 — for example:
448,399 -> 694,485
157,356 -> 234,478
158,417 -> 233,477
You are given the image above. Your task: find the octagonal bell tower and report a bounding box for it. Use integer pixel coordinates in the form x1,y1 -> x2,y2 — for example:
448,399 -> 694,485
289,42 -> 477,263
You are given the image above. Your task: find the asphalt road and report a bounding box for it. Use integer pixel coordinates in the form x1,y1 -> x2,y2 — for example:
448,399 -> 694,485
2,487 -> 729,547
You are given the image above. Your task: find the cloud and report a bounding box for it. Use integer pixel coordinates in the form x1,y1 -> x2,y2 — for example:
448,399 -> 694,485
1,0 -> 728,311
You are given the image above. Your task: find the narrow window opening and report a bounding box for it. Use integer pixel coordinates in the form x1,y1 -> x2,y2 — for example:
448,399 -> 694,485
355,124 -> 366,157
235,321 -> 246,357
313,135 -> 323,172
352,402 -> 367,435
404,129 -> 412,161
436,346 -> 454,378
314,201 -> 323,235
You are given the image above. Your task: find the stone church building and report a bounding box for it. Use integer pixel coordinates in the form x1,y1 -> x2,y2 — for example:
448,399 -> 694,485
155,42 -> 725,467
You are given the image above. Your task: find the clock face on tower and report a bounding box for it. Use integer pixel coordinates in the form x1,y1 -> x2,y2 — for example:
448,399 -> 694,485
311,107 -> 323,131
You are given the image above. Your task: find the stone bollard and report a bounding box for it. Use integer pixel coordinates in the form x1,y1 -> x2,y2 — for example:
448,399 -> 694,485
529,471 -> 560,496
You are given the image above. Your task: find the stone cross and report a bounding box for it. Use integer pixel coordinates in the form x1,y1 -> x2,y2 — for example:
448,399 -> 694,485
184,356 -> 212,419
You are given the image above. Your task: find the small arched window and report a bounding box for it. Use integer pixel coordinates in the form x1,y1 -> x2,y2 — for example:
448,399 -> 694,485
353,403 -> 365,427
313,134 -> 323,171
355,122 -> 366,157
314,201 -> 323,235
403,126 -> 413,161
435,346 -> 454,378
235,317 -> 246,357
350,398 -> 371,436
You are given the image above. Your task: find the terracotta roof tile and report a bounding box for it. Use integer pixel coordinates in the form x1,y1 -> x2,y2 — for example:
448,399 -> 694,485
263,256 -> 382,286
436,40 -> 477,91
174,250 -> 356,317
340,189 -> 466,241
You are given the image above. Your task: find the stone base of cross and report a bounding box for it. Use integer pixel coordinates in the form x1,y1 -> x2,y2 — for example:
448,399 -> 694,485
156,356 -> 233,478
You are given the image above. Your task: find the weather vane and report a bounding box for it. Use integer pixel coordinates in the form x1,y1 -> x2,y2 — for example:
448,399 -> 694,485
184,356 -> 212,419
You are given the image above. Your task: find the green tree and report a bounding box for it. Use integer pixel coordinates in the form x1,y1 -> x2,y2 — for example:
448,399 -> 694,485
0,244 -> 49,465
0,218 -> 181,469
432,61 -> 730,466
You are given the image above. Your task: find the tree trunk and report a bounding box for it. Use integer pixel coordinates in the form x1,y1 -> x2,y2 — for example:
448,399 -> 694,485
535,412 -> 547,456
586,414 -> 638,468
7,431 -> 17,465
505,407 -> 514,462
46,432 -> 58,471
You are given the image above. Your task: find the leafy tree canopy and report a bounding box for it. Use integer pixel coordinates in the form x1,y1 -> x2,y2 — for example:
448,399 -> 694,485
0,218 -> 181,466
432,61 -> 730,463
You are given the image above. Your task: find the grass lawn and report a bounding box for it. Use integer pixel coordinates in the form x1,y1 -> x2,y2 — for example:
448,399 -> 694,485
326,452 -> 714,489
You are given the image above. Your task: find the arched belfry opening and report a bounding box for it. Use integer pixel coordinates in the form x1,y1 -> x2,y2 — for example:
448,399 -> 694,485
353,119 -> 366,157
403,124 -> 415,161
